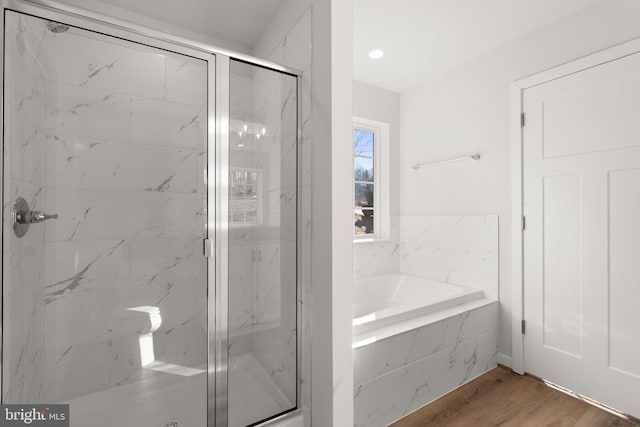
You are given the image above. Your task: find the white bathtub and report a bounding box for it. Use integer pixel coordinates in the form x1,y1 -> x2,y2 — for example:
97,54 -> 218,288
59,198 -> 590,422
352,274 -> 498,427
352,274 -> 484,345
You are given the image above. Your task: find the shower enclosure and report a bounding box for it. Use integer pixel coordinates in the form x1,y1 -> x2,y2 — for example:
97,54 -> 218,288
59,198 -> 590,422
0,2 -> 300,426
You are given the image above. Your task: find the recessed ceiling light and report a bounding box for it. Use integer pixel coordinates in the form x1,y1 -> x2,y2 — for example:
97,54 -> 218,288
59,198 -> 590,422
368,49 -> 384,60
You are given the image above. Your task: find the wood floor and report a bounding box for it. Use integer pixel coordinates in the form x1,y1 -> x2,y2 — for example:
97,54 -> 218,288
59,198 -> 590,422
391,366 -> 639,427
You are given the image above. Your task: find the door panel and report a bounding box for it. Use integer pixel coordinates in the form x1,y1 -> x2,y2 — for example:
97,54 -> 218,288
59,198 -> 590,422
523,50 -> 640,417
2,10 -> 209,426
608,168 -> 640,378
541,174 -> 582,358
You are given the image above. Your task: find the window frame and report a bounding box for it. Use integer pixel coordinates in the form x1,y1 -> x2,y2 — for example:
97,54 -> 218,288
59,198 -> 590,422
352,116 -> 390,242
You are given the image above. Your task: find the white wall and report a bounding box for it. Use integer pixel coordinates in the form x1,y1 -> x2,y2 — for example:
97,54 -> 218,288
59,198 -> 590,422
397,0 -> 640,365
310,0 -> 354,424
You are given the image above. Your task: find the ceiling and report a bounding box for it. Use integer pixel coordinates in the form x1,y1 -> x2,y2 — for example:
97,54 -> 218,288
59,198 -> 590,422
97,0 -> 288,50
353,0 -> 602,93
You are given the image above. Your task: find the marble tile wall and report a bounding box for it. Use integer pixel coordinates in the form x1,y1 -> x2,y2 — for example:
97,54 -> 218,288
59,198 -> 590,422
353,217 -> 400,279
354,214 -> 499,299
3,12 -> 209,403
2,11 -> 50,402
353,301 -> 498,427
398,215 -> 499,299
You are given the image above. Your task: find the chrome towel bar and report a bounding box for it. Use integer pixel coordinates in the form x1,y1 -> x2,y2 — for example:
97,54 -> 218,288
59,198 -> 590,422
411,153 -> 481,170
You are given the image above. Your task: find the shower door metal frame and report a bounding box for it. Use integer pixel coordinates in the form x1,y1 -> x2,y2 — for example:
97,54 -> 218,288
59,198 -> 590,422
0,1 -> 303,426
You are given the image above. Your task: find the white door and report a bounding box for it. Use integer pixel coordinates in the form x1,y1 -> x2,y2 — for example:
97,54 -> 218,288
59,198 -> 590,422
523,50 -> 640,418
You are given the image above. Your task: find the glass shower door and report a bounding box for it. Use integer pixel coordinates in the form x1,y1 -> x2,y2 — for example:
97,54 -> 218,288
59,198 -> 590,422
227,60 -> 298,426
2,10 -> 209,426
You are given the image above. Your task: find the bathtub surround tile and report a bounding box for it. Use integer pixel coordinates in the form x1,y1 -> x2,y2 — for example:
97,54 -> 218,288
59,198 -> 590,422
353,239 -> 400,279
398,215 -> 499,299
450,215 -> 499,252
353,301 -> 498,427
354,215 -> 498,301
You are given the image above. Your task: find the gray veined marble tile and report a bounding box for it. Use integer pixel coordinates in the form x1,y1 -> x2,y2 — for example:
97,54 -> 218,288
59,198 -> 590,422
353,302 -> 498,427
45,188 -> 205,241
130,97 -> 206,149
4,105 -> 45,186
44,240 -> 131,304
450,215 -> 499,252
353,240 -> 400,279
88,142 -> 204,193
130,237 -> 206,288
52,84 -> 131,142
45,29 -> 167,100
45,136 -> 91,190
165,55 -> 208,107
4,14 -> 49,128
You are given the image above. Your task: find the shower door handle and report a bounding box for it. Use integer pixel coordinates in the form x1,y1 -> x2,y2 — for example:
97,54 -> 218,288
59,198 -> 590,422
25,211 -> 59,224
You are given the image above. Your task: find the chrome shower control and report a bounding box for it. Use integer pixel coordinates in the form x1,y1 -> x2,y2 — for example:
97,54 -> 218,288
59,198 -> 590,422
12,197 -> 58,238
23,211 -> 59,224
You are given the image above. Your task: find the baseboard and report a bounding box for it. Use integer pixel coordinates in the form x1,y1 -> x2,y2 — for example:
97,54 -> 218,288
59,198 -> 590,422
497,352 -> 512,368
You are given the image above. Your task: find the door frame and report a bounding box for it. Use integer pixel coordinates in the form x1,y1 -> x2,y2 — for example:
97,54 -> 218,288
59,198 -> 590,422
510,36 -> 640,375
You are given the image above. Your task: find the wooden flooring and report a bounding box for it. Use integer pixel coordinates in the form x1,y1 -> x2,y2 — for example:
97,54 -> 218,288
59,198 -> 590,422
391,366 -> 638,427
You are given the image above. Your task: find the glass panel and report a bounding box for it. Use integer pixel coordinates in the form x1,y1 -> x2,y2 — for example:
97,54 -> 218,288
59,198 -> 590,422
228,60 -> 298,425
355,183 -> 374,208
2,11 -> 208,425
355,209 -> 374,235
355,156 -> 374,182
354,128 -> 374,157
230,167 -> 261,225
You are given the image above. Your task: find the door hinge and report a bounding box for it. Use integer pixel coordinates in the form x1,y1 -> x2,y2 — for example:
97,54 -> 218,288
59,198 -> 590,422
522,216 -> 526,231
203,238 -> 214,257
521,112 -> 525,127
521,319 -> 526,334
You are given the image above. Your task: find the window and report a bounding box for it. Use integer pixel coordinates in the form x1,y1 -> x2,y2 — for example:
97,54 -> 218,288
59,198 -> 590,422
353,117 -> 389,240
230,167 -> 262,225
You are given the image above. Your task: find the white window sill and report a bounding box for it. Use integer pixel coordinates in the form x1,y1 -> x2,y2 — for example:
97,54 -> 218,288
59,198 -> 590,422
353,237 -> 394,245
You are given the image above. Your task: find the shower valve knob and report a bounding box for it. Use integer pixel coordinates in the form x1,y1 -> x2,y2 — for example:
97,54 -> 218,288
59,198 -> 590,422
12,197 -> 59,238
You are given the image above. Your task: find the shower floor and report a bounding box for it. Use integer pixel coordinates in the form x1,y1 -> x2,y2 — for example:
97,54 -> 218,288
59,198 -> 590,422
62,353 -> 289,427
228,352 -> 293,426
